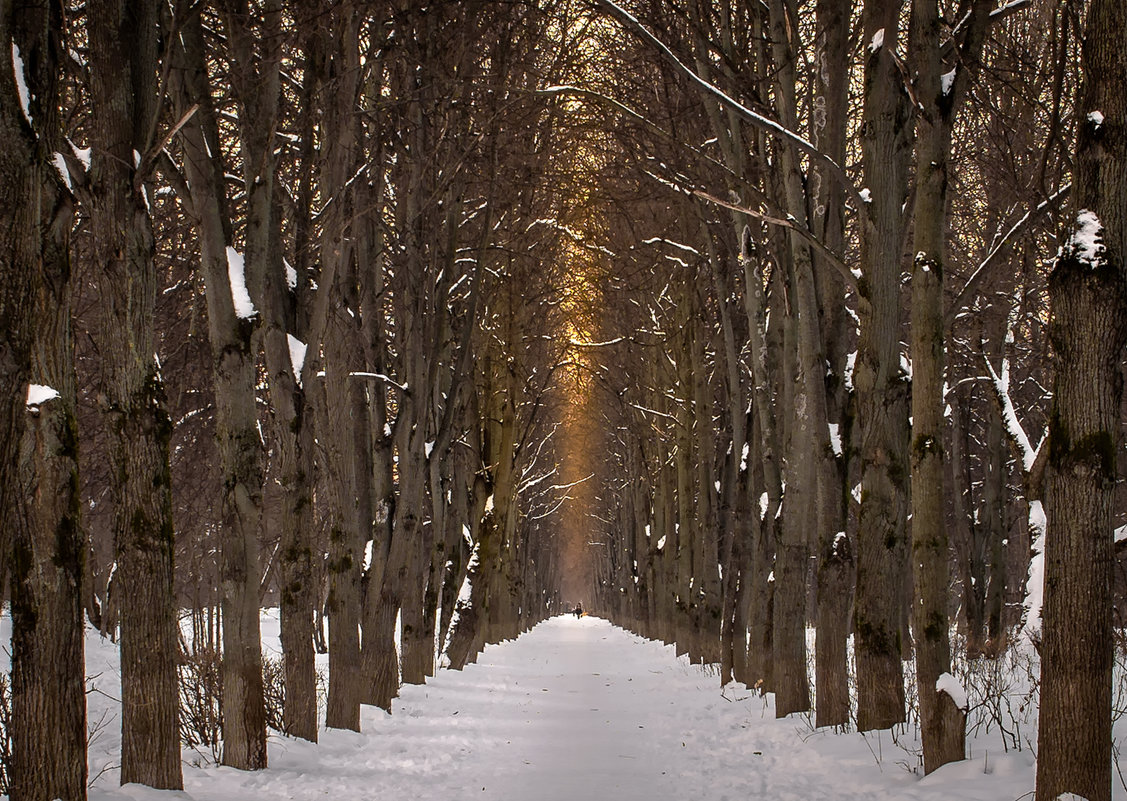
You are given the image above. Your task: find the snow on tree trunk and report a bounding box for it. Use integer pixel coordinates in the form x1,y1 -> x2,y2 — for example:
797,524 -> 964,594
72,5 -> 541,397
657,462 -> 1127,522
1036,4 -> 1127,794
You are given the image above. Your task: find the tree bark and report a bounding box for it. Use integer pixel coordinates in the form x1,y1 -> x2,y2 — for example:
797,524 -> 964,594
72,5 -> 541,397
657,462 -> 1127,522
88,0 -> 182,786
909,0 -> 963,771
4,3 -> 87,798
173,2 -> 269,767
812,0 -> 853,731
1036,1 -> 1127,796
852,0 -> 912,731
251,22 -> 322,742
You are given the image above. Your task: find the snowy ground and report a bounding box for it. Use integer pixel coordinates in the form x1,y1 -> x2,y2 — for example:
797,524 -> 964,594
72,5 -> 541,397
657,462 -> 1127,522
4,613 -> 1111,800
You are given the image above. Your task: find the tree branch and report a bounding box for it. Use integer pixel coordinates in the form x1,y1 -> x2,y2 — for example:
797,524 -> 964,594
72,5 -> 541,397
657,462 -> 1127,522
692,188 -> 858,291
945,183 -> 1070,328
594,0 -> 867,214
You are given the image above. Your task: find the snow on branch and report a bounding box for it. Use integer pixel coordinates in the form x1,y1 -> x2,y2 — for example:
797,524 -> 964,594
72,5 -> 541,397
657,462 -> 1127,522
569,337 -> 625,348
519,467 -> 559,495
983,342 -> 1042,472
547,473 -> 595,493
988,0 -> 1033,21
12,43 -> 32,125
642,237 -> 701,256
526,217 -> 617,258
226,247 -> 258,319
529,495 -> 570,521
1022,499 -> 1047,637
629,402 -> 677,422
692,188 -> 856,290
349,372 -> 409,393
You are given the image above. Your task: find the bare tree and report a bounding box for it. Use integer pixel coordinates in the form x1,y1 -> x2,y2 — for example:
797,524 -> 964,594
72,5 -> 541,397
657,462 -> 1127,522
86,0 -> 181,787
168,0 -> 269,768
6,3 -> 87,799
1035,0 -> 1127,797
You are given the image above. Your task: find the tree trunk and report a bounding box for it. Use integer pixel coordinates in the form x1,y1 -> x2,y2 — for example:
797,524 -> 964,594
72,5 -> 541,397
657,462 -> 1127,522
445,475 -> 498,670
812,0 -> 853,731
172,3 -> 268,766
321,317 -> 365,729
909,0 -> 990,768
908,11 -> 964,774
0,7 -> 42,617
5,5 -> 87,799
1036,2 -> 1126,795
12,183 -> 85,801
253,18 -> 324,743
775,265 -> 811,716
317,5 -> 367,730
88,0 -> 182,786
853,0 -> 912,731
948,386 -> 984,655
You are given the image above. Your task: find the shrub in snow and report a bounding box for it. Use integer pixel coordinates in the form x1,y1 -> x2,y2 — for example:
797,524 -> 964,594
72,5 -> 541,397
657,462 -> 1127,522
179,642 -> 326,765
179,645 -> 223,764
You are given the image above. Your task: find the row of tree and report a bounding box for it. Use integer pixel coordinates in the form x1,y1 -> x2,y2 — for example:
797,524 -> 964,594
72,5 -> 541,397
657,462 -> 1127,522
571,1 -> 1122,800
2,0 -> 1124,800
2,1 -> 600,799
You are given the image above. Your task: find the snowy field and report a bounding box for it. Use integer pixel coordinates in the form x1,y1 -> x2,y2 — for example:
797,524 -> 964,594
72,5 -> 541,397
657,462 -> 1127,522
6,613 -> 1123,800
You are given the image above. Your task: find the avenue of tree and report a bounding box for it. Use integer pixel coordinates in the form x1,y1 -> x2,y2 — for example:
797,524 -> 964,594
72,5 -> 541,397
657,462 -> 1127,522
0,1 -> 1123,801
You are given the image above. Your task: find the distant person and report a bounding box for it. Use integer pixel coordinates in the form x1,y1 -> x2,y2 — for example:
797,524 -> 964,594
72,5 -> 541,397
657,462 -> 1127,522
573,603 -> 583,619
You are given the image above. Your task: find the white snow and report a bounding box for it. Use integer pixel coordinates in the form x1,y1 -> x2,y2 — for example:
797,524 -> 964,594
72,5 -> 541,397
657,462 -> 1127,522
656,534 -> 666,550
0,610 -> 1097,801
69,140 -> 91,169
425,441 -> 434,458
52,152 -> 72,189
641,237 -> 701,256
828,423 -> 842,457
936,671 -> 968,710
1088,110 -> 1105,128
226,246 -> 258,319
985,352 -> 1040,472
868,28 -> 885,53
287,334 -> 306,385
740,442 -> 750,473
26,383 -> 60,406
941,68 -> 956,96
859,188 -> 872,203
1024,499 -> 1047,635
1068,210 -> 1105,268
12,43 -> 32,124
284,258 -> 298,289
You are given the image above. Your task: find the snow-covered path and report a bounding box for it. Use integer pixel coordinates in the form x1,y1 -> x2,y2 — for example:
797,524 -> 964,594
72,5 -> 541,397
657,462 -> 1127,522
74,614 -> 1044,801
